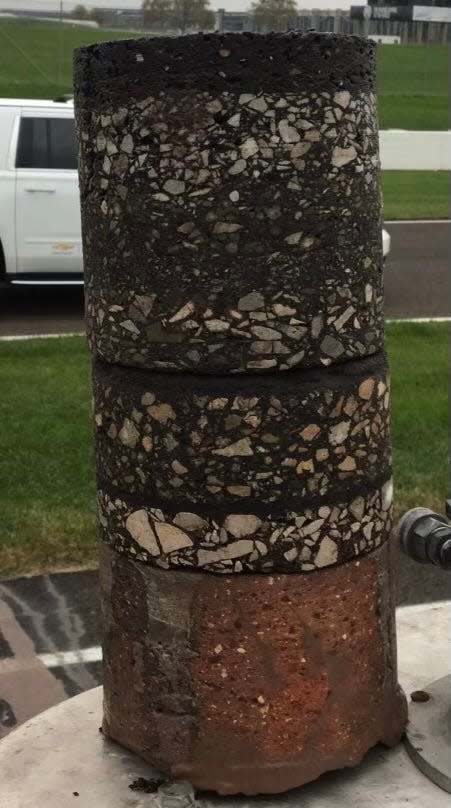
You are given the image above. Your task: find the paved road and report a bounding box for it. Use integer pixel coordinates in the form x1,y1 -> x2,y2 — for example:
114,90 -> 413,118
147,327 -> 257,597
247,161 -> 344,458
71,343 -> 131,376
0,571 -> 101,738
0,222 -> 449,338
384,221 -> 450,319
0,284 -> 85,338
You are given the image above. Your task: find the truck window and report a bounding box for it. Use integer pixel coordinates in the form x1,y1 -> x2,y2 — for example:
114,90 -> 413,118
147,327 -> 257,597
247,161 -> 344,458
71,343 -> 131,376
16,117 -> 77,170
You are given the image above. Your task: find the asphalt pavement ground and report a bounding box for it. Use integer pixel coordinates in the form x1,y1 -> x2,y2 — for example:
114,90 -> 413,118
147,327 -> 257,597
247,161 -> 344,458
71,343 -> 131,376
384,221 -> 450,319
0,222 -> 449,338
0,220 -> 450,738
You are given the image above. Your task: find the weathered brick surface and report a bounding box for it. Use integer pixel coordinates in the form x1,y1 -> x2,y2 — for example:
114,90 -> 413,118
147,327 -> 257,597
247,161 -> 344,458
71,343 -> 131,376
101,542 -> 407,795
74,33 -> 383,374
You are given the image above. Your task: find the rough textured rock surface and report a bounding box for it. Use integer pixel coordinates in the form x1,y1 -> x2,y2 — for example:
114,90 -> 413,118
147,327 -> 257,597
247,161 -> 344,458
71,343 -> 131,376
93,352 -> 391,508
101,542 -> 407,795
94,352 -> 393,573
74,32 -> 384,374
98,480 -> 393,573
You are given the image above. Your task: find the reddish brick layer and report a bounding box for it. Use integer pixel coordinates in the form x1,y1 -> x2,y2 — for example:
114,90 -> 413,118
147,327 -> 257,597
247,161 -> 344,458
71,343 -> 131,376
101,543 -> 406,795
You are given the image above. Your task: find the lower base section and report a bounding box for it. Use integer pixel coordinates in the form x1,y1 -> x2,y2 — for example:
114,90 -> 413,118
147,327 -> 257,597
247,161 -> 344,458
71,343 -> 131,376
100,543 -> 407,795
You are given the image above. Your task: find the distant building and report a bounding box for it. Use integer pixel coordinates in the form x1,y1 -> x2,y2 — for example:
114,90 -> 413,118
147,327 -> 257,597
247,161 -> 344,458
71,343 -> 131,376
216,4 -> 451,41
351,0 -> 451,41
216,9 -> 252,32
216,8 -> 353,34
90,8 -> 145,30
4,4 -> 450,41
0,8 -> 71,19
0,6 -> 145,29
368,33 -> 401,42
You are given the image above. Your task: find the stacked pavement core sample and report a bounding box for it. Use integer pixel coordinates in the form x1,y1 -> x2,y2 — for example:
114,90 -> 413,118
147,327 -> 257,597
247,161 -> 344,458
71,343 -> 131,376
75,31 -> 384,374
75,31 -> 406,795
94,354 -> 394,574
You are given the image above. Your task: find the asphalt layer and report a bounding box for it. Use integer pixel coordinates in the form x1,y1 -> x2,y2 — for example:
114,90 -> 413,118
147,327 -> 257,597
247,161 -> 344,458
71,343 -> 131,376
0,223 -> 449,338
384,222 -> 450,319
0,220 -> 449,737
0,570 -> 102,739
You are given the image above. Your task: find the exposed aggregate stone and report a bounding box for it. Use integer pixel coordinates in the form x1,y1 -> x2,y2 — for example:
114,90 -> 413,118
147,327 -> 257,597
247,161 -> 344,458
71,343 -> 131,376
80,33 -> 406,796
75,33 -> 384,374
97,478 -> 393,574
93,354 -> 391,508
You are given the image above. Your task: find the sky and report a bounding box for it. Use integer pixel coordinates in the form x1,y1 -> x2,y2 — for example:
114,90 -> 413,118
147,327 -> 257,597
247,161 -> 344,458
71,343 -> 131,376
3,0 -> 366,15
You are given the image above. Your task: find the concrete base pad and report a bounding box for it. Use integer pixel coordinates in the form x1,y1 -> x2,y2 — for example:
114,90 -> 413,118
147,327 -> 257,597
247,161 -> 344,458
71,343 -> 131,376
405,674 -> 451,793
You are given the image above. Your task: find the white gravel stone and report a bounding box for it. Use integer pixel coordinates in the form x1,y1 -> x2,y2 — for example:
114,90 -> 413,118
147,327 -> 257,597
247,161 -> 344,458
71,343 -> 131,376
197,540 -> 254,566
118,418 -> 139,448
359,378 -> 375,400
329,421 -> 351,446
169,301 -> 195,323
229,159 -> 246,175
334,90 -> 351,108
349,496 -> 365,520
125,510 -> 159,555
382,478 -> 393,511
147,403 -> 176,423
227,113 -> 241,127
248,96 -> 268,113
213,438 -> 253,457
278,119 -> 301,143
240,138 -> 259,158
237,291 -> 264,311
251,325 -> 282,340
224,514 -> 263,538
331,146 -> 358,167
205,319 -> 230,332
163,179 -> 185,196
285,231 -> 302,245
315,536 -> 338,567
154,522 -> 193,554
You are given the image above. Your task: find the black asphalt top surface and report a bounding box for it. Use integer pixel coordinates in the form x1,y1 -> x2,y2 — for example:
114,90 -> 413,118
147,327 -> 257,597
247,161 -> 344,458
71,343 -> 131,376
0,222 -> 449,337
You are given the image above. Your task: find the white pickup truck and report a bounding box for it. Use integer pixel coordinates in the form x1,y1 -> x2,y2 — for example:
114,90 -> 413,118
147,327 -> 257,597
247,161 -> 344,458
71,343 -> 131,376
0,97 -> 83,285
0,97 -> 390,286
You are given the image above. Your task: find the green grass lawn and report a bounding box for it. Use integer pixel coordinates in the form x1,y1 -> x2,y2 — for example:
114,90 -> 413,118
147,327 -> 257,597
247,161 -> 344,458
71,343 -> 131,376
388,322 -> 449,517
377,44 -> 449,130
0,337 -> 96,578
0,19 -> 139,100
0,324 -> 448,579
382,171 -> 449,220
0,19 -> 448,128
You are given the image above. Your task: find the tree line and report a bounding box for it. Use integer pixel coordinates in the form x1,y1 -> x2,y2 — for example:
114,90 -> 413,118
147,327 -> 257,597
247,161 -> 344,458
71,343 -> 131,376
71,0 -> 299,34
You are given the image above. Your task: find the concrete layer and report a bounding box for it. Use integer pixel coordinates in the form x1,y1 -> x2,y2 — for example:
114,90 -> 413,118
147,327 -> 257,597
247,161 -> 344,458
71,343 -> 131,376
97,480 -> 393,574
100,543 -> 407,795
75,33 -> 383,373
0,602 -> 449,808
93,353 -> 391,509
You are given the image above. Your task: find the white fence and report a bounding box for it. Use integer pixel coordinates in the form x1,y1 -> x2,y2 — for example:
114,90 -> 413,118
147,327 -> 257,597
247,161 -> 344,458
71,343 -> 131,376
379,130 -> 451,170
